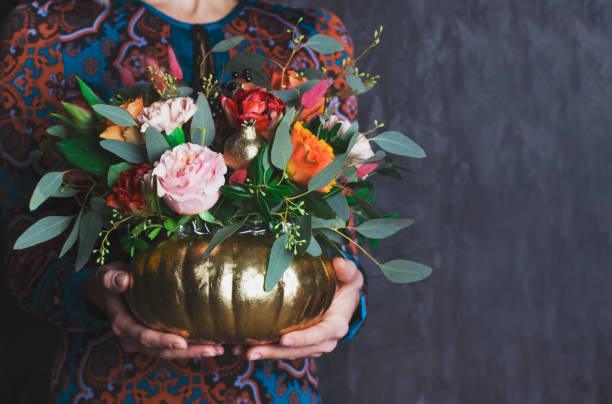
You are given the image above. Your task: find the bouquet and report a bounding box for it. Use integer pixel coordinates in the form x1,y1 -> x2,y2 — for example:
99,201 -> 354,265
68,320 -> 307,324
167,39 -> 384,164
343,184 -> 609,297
14,25 -> 431,293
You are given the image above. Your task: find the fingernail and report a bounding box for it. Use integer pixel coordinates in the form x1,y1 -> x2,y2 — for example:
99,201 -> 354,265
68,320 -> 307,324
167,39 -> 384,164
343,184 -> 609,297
282,338 -> 294,347
250,352 -> 261,360
216,346 -> 224,355
173,341 -> 187,350
115,273 -> 127,288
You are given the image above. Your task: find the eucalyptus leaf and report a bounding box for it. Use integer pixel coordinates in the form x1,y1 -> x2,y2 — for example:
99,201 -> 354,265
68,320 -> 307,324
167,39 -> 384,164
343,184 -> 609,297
76,76 -> 104,106
51,188 -> 79,198
342,166 -> 358,182
90,196 -> 111,214
305,236 -> 322,256
76,211 -> 103,270
314,230 -> 345,257
341,122 -> 359,141
145,127 -> 169,163
61,102 -> 94,129
318,228 -> 344,244
364,150 -> 386,164
305,34 -> 344,53
202,218 -> 247,259
355,218 -> 414,239
46,125 -> 68,139
345,75 -> 366,92
92,104 -> 137,127
57,137 -> 118,177
311,216 -> 344,229
30,172 -> 65,211
271,107 -> 295,170
60,208 -> 83,257
345,131 -> 361,154
372,131 -> 426,158
308,154 -> 347,192
191,93 -> 215,146
13,216 -> 73,250
225,51 -> 271,88
325,191 -> 350,221
176,87 -> 193,97
212,35 -> 244,52
100,139 -> 146,164
302,192 -> 336,219
107,162 -> 132,187
353,194 -> 382,218
380,259 -> 432,283
264,233 -> 294,292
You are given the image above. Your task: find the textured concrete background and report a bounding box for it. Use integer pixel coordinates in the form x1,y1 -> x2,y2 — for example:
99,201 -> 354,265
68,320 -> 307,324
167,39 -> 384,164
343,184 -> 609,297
3,0 -> 612,403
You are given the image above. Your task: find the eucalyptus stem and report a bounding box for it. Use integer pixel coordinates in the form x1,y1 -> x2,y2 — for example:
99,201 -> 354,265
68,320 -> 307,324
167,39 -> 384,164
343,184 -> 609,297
329,228 -> 381,266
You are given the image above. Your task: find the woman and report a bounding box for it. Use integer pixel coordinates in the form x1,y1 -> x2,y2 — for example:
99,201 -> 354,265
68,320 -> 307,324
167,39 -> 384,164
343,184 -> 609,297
1,0 -> 367,402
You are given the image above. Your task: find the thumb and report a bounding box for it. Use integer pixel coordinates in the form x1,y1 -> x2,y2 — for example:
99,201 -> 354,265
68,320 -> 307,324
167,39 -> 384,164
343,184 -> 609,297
102,268 -> 131,294
333,257 -> 359,285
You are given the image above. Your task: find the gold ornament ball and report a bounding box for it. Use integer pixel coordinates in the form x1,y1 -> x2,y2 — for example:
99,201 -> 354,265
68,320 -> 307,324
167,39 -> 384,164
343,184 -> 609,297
223,124 -> 265,170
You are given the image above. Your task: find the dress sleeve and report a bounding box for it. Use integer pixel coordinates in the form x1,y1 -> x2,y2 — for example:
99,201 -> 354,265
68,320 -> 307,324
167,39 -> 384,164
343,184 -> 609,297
311,9 -> 368,341
1,4 -> 108,331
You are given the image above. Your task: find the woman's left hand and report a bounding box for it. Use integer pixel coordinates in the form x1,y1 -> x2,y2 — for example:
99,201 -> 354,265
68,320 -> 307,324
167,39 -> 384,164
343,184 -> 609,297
243,257 -> 363,360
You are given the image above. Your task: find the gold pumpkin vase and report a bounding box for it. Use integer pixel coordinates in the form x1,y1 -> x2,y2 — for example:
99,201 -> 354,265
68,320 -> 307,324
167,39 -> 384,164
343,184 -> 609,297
125,231 -> 336,344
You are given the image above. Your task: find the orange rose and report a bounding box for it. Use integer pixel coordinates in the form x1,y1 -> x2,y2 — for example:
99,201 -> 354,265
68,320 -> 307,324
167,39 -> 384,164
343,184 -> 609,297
286,122 -> 336,193
99,97 -> 144,144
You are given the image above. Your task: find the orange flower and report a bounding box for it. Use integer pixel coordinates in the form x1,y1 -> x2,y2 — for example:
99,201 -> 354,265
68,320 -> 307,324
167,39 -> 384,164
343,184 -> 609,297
286,122 -> 335,193
99,97 -> 144,144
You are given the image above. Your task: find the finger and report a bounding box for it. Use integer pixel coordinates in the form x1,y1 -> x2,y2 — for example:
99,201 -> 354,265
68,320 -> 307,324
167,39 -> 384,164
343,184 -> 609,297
246,340 -> 337,361
333,257 -> 360,286
144,344 -> 223,360
280,316 -> 347,347
101,268 -> 131,294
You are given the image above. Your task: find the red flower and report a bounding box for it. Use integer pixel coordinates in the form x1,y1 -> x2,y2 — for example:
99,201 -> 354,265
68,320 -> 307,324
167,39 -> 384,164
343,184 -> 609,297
106,163 -> 153,215
221,88 -> 286,141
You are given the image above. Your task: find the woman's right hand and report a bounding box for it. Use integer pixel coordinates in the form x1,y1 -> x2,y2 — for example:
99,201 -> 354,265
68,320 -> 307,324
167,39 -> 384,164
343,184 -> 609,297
88,262 -> 224,360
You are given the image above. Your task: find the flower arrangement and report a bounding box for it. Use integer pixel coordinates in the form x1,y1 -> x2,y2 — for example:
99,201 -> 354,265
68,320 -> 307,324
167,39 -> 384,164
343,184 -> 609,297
15,25 -> 431,291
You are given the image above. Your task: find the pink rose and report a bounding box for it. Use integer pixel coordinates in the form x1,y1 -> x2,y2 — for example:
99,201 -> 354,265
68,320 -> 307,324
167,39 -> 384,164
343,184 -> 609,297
146,143 -> 227,215
137,97 -> 197,134
324,115 -> 353,137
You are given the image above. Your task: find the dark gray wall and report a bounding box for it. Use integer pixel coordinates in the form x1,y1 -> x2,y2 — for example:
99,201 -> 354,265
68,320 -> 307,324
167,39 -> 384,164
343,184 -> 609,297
3,0 -> 612,403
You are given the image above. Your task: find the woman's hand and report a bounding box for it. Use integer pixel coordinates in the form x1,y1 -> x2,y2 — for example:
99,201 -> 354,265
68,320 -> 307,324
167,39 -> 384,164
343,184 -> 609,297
87,262 -> 224,359
242,257 -> 363,360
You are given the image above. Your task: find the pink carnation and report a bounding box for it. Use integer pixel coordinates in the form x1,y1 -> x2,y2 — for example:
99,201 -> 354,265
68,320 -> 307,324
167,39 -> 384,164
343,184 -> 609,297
145,143 -> 227,215
137,97 -> 197,134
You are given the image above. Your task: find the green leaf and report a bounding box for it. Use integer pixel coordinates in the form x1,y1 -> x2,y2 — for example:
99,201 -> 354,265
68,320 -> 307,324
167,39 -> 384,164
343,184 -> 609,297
305,34 -> 344,53
273,79 -> 320,103
13,216 -> 73,250
92,104 -> 137,127
220,185 -> 250,202
176,87 -> 193,97
314,230 -> 345,257
345,75 -> 366,92
145,127 -> 169,163
302,192 -> 336,219
256,194 -> 272,221
51,113 -> 86,135
29,172 -> 64,211
260,142 -> 272,173
75,76 -> 104,106
380,259 -> 432,283
165,126 -> 186,147
311,216 -> 344,229
318,228 -> 344,244
51,187 -> 79,198
342,166 -> 358,182
147,227 -> 162,240
212,35 -> 244,52
305,236 -> 322,256
225,51 -> 271,88
100,139 -> 146,164
60,208 -> 83,257
308,154 -> 347,192
364,150 -> 386,164
202,218 -> 247,259
353,194 -> 382,218
198,210 -> 222,225
341,122 -> 359,141
163,218 -> 178,232
325,191 -> 350,221
267,184 -> 294,197
90,196 -> 111,214
355,218 -> 414,239
345,131 -> 361,154
191,93 -> 215,146
264,233 -> 294,292
107,162 -> 133,187
295,215 -> 312,255
46,125 -> 68,139
372,131 -> 426,158
57,137 -> 118,177
271,107 -> 295,170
